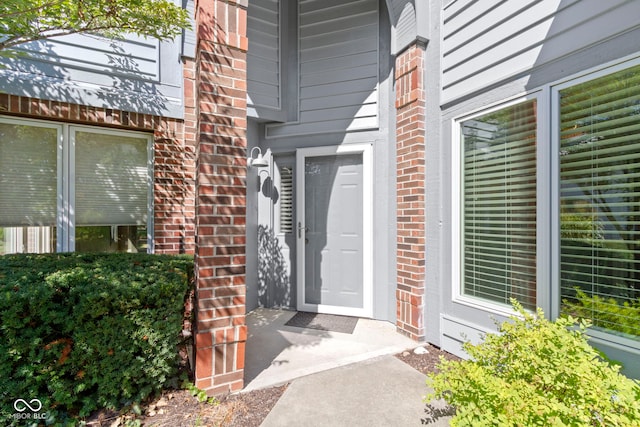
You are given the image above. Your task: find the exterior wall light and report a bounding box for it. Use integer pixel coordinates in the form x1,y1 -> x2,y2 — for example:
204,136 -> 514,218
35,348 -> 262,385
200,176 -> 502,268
247,147 -> 269,168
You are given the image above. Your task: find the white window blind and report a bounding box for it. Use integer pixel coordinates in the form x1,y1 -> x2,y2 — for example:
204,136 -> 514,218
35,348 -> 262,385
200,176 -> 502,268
279,166 -> 293,233
559,64 -> 640,340
461,100 -> 537,310
0,122 -> 58,227
74,130 -> 149,226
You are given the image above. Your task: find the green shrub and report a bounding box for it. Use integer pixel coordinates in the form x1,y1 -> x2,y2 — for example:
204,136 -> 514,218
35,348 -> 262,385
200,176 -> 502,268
426,301 -> 640,427
0,253 -> 194,425
563,289 -> 640,338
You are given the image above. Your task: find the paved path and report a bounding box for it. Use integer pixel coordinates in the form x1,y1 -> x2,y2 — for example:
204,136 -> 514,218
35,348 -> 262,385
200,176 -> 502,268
260,355 -> 452,427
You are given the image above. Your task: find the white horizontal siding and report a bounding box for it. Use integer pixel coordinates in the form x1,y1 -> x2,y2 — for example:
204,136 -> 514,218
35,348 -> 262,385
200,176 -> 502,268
247,0 -> 281,110
267,0 -> 379,138
442,0 -> 640,104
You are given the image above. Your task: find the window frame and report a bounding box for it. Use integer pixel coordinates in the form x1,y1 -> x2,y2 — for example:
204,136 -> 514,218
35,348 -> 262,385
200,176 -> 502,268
452,55 -> 640,352
452,91 -> 548,318
0,116 -> 154,253
550,57 -> 640,351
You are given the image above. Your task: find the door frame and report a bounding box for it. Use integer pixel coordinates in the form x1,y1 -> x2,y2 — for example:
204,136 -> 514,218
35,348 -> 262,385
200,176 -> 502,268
295,143 -> 373,317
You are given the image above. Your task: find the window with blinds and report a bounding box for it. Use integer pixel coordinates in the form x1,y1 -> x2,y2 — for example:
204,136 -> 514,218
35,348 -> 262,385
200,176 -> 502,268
0,122 -> 58,228
461,99 -> 537,310
279,166 -> 293,233
0,118 -> 151,254
74,131 -> 149,227
559,64 -> 640,340
0,121 -> 58,254
74,130 -> 150,253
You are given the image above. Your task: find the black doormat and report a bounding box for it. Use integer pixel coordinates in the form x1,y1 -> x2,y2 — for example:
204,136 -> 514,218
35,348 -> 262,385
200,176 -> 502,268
284,312 -> 359,334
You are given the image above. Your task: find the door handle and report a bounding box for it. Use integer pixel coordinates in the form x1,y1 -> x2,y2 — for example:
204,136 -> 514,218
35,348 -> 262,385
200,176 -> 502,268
298,222 -> 309,238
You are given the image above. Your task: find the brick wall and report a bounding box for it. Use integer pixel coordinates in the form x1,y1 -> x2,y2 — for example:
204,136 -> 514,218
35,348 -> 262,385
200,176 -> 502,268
395,42 -> 426,341
0,92 -> 196,255
193,0 -> 249,396
154,58 -> 197,255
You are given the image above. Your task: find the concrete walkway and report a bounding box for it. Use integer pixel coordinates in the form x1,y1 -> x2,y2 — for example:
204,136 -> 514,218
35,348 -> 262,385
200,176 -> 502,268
244,308 -> 421,391
242,309 -> 452,426
261,355 -> 452,427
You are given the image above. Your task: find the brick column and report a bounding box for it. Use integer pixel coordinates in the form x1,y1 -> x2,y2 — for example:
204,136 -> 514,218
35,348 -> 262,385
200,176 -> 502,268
395,42 -> 426,341
193,0 -> 248,395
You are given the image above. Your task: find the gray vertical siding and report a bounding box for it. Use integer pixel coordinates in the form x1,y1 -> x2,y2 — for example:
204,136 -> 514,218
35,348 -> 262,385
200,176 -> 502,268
248,0 -> 282,111
266,0 -> 379,138
441,0 -> 640,105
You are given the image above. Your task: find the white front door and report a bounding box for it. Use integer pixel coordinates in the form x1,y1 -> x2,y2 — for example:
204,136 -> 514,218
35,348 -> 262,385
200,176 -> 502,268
296,144 -> 372,317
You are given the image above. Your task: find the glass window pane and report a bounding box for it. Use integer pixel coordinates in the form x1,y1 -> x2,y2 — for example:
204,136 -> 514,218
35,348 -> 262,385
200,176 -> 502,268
559,64 -> 640,341
74,130 -> 150,253
0,122 -> 57,227
0,121 -> 58,254
1,226 -> 56,255
75,225 -> 148,253
461,100 -> 537,310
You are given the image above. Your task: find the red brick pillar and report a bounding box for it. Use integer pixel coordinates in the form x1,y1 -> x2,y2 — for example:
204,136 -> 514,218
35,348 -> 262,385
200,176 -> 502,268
193,0 -> 248,395
395,42 -> 426,341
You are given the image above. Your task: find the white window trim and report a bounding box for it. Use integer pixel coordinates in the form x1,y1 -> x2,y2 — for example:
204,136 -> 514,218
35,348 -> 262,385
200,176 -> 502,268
67,125 -> 154,252
0,116 -> 64,252
451,92 -> 545,318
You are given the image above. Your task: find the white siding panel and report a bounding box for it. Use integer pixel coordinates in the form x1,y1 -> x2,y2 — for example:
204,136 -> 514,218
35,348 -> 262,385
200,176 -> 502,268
248,0 -> 281,110
441,0 -> 640,104
267,0 -> 379,138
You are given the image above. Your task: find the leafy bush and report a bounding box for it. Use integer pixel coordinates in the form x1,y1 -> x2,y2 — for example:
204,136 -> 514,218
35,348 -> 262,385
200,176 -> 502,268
0,253 -> 194,425
426,302 -> 640,427
563,289 -> 640,338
